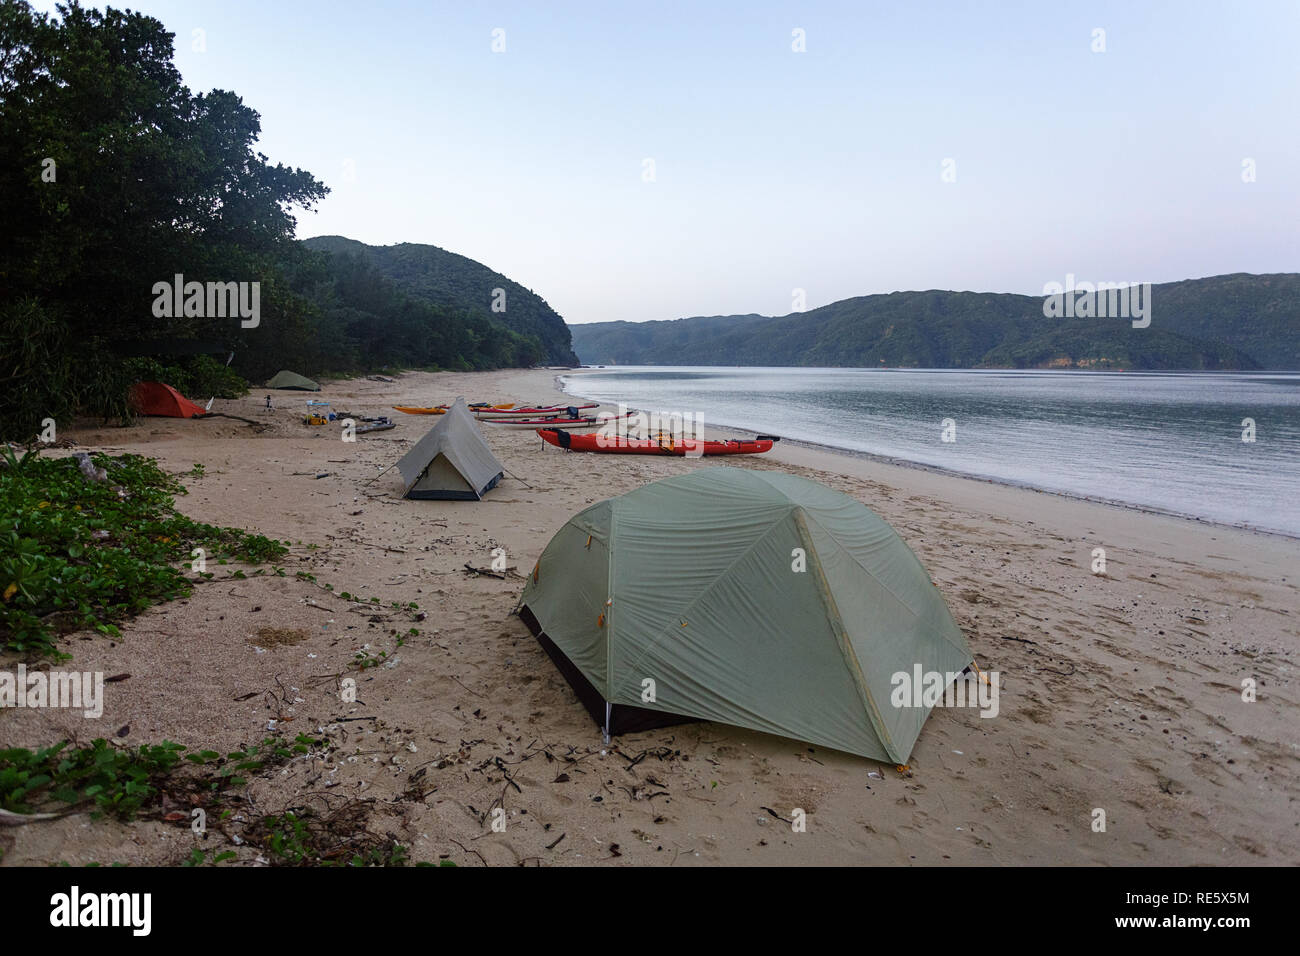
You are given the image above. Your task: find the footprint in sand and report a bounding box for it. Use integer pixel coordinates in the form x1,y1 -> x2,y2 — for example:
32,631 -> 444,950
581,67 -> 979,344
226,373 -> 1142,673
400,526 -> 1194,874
1232,835 -> 1266,857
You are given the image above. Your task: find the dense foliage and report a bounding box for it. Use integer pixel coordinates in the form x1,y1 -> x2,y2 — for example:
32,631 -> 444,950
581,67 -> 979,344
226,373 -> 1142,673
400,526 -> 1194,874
302,236 -> 579,367
122,355 -> 249,401
1136,273 -> 1300,368
270,244 -> 552,380
0,0 -> 327,436
571,275 -> 1298,369
0,449 -> 287,657
0,734 -> 320,822
0,2 -> 573,439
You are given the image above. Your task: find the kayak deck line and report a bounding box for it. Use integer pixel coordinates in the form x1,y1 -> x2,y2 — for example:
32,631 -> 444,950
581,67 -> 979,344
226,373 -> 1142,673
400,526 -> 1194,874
537,427 -> 779,456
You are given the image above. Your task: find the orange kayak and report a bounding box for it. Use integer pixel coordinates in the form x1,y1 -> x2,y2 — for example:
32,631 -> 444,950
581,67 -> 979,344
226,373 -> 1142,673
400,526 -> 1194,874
538,428 -> 778,456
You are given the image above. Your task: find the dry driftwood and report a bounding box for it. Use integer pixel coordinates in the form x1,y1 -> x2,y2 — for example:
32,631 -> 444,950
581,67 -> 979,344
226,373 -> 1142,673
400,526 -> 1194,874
0,807 -> 66,826
200,412 -> 267,429
462,563 -> 522,580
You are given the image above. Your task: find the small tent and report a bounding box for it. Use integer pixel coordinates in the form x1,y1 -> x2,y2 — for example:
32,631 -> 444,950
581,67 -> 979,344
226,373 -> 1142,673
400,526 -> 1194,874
128,382 -> 208,419
265,370 -> 321,391
519,468 -> 973,763
396,397 -> 504,500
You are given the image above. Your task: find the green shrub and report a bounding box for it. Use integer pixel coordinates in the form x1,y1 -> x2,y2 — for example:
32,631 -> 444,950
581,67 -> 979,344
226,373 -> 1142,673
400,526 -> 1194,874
121,355 -> 248,401
0,451 -> 286,656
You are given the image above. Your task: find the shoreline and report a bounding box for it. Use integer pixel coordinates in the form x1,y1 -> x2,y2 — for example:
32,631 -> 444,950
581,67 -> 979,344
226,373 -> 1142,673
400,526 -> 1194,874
553,370 -> 1299,542
6,366 -> 1297,867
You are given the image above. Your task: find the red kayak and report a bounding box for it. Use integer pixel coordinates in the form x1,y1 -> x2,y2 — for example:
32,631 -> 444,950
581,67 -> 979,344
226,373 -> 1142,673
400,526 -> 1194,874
537,428 -> 778,456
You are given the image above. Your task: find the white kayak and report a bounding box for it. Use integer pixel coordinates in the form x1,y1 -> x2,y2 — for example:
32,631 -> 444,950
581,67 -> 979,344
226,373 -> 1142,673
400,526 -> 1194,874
481,413 -> 628,430
473,403 -> 599,419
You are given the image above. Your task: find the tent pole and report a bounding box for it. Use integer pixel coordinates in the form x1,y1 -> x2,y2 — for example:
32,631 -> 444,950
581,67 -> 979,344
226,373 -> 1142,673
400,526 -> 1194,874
603,702 -> 611,746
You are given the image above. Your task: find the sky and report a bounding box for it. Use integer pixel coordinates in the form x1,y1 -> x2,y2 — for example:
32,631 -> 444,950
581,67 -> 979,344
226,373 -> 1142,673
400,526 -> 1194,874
34,0 -> 1300,323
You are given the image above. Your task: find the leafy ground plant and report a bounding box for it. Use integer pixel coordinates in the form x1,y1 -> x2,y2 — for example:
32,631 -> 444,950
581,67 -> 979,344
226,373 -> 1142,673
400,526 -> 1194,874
1,734 -> 442,866
245,802 -> 411,867
0,450 -> 288,656
0,733 -> 329,821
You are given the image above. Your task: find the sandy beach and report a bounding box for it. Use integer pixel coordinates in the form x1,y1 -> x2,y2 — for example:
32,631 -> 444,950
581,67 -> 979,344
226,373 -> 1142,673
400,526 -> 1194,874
3,367 -> 1296,866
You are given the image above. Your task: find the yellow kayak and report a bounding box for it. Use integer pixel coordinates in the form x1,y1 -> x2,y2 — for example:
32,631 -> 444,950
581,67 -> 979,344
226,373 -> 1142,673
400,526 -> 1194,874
392,402 -> 516,415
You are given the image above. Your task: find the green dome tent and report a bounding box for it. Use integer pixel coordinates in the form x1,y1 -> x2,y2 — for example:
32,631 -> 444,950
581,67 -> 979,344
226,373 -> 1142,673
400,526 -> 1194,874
519,468 -> 973,763
265,370 -> 321,391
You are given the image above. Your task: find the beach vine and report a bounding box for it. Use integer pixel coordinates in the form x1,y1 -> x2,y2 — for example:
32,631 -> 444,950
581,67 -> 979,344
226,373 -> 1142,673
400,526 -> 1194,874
0,449 -> 288,657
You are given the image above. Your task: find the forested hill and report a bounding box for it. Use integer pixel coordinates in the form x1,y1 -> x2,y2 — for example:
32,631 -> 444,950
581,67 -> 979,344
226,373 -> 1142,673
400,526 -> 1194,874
303,236 -> 578,366
0,3 -> 577,438
570,274 -> 1300,370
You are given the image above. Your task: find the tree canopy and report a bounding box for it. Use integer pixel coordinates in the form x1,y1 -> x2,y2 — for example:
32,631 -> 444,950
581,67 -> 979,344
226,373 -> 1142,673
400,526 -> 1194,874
0,0 -> 327,433
0,1 -> 571,439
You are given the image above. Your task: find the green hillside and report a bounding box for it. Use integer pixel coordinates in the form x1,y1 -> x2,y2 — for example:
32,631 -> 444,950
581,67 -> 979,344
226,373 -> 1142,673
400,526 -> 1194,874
571,275 -> 1298,370
303,236 -> 578,366
0,3 -> 578,438
1132,273 -> 1300,367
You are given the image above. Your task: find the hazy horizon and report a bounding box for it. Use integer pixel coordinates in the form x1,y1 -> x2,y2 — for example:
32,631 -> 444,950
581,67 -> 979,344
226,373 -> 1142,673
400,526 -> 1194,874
35,0 -> 1300,324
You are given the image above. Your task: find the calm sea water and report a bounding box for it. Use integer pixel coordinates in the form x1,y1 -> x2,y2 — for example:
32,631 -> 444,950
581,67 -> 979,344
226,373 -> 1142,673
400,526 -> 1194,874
559,367 -> 1300,537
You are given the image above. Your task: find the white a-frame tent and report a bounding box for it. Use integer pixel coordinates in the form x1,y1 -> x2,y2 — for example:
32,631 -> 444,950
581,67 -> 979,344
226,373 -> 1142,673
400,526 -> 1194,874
396,397 -> 504,500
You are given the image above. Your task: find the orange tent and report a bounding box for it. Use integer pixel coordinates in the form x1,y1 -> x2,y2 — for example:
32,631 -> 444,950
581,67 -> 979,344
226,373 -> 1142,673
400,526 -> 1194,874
128,382 -> 208,419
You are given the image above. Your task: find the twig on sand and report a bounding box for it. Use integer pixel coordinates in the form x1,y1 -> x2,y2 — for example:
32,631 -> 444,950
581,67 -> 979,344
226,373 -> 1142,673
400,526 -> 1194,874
448,675 -> 483,698
1037,662 -> 1077,677
615,745 -> 679,772
0,807 -> 67,826
273,674 -> 296,705
294,575 -> 341,601
498,766 -> 522,795
327,533 -> 406,554
303,672 -> 344,690
450,838 -> 487,867
346,604 -> 392,619
359,541 -> 406,554
545,832 -> 566,851
200,412 -> 266,428
462,563 -> 522,580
